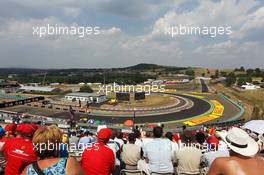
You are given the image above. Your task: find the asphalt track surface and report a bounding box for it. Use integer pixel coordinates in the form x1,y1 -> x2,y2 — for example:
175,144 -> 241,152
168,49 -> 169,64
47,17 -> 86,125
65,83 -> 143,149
50,94 -> 211,124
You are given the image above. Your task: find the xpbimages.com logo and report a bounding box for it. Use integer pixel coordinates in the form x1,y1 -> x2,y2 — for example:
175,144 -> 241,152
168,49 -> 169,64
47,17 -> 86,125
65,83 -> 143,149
165,24 -> 232,38
32,24 -> 101,38
98,82 -> 166,95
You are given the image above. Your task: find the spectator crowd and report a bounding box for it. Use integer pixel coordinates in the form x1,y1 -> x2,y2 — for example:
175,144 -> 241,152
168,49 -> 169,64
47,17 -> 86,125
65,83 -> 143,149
0,122 -> 263,175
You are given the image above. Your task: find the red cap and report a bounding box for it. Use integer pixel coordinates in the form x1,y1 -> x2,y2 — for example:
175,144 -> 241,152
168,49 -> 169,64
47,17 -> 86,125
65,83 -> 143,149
4,124 -> 17,134
207,136 -> 219,149
16,124 -> 38,136
97,128 -> 112,142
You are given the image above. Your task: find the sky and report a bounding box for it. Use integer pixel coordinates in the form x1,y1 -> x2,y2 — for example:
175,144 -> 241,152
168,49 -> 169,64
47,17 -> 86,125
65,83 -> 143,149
0,0 -> 264,69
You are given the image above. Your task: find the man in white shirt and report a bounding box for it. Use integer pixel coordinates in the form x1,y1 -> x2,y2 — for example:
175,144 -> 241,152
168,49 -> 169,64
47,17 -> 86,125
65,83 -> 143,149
142,126 -> 174,174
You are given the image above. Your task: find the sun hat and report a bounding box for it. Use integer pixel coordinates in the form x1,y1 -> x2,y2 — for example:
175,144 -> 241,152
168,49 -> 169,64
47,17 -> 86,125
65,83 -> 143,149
217,127 -> 258,157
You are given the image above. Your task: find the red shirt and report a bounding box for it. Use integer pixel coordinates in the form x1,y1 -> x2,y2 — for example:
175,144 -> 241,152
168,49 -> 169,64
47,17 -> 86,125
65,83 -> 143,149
0,137 -> 9,143
81,142 -> 115,175
2,137 -> 37,175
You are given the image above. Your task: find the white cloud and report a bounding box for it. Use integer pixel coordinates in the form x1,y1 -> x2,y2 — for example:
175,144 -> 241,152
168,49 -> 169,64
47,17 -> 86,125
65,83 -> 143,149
63,7 -> 80,17
0,0 -> 263,68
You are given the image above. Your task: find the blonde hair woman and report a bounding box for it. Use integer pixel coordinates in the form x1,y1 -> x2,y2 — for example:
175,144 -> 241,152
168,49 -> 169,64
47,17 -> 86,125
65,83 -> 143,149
21,125 -> 83,175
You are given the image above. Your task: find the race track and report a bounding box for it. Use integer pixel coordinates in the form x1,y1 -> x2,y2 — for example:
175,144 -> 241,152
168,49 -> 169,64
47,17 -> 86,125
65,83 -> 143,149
50,94 -> 212,124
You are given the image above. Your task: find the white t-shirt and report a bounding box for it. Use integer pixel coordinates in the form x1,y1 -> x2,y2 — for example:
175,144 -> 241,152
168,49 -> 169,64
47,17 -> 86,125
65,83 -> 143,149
143,138 -> 174,173
141,138 -> 153,149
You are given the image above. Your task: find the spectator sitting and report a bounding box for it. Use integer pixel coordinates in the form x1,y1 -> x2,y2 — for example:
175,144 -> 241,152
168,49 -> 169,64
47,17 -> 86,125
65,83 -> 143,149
195,131 -> 207,153
0,127 -> 6,174
134,130 -> 143,147
165,132 -> 178,154
208,127 -> 264,175
81,128 -> 115,175
141,131 -> 153,149
121,133 -> 142,170
78,131 -> 91,149
257,133 -> 264,160
60,133 -> 69,158
174,130 -> 202,175
69,131 -> 79,150
200,135 -> 229,173
140,126 -> 174,174
90,133 -> 96,143
1,124 -> 38,175
172,133 -> 180,144
22,125 -> 82,175
108,130 -> 121,175
114,130 -> 125,147
3,123 -> 17,141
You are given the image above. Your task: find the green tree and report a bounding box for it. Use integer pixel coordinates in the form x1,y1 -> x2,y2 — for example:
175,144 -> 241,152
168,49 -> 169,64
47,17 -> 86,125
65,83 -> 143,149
240,66 -> 245,72
237,76 -> 252,86
215,69 -> 219,78
185,69 -> 195,76
255,68 -> 261,77
80,85 -> 93,93
246,69 -> 254,76
225,72 -> 236,87
220,71 -> 227,77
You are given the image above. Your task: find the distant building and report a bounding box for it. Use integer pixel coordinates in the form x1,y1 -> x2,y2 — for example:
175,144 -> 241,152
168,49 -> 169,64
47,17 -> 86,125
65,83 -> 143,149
241,83 -> 261,90
143,79 -> 165,85
196,77 -> 212,81
50,83 -> 60,86
0,81 -> 20,93
19,86 -> 62,93
211,77 -> 226,83
26,83 -> 40,87
65,92 -> 107,103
